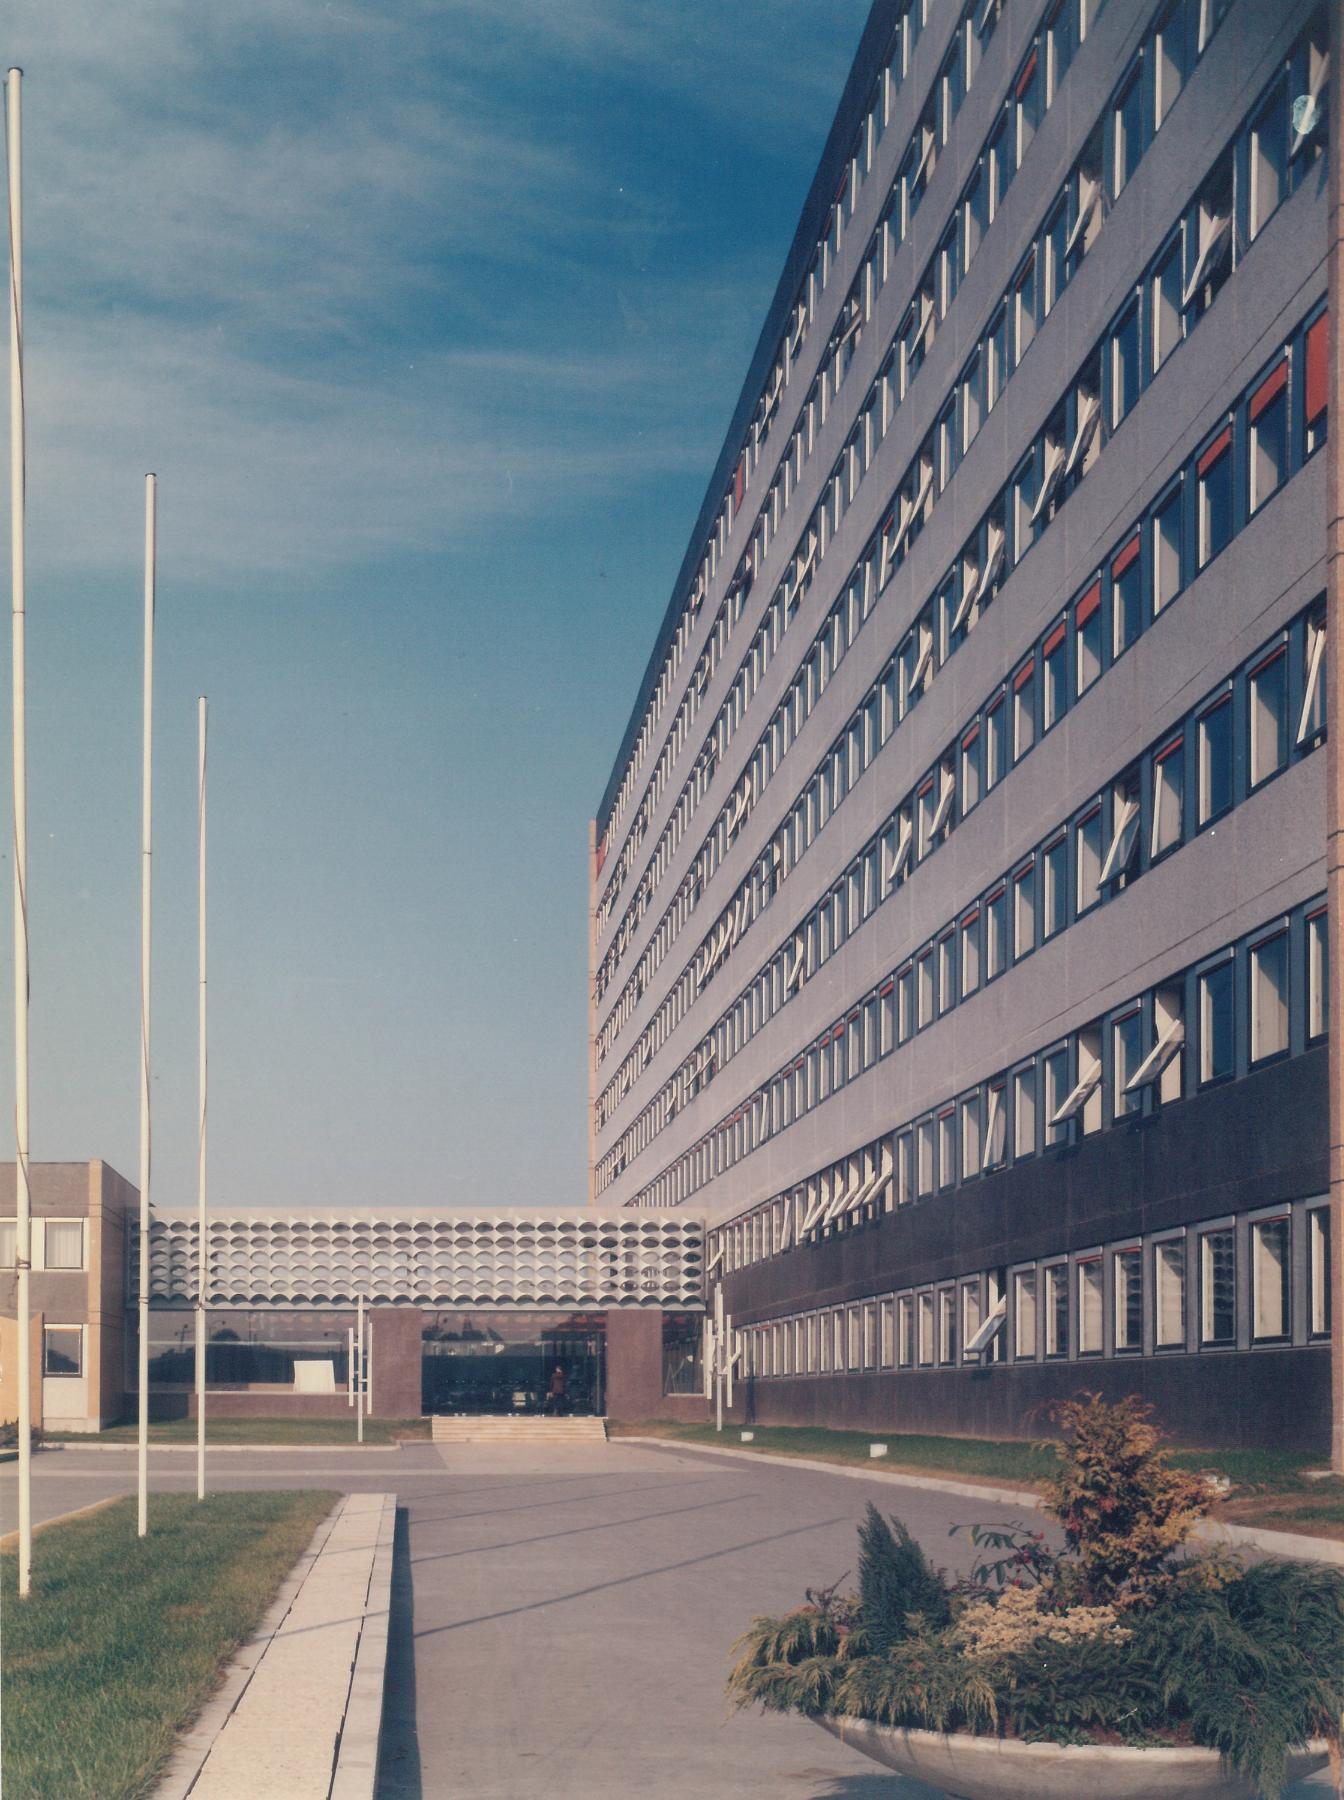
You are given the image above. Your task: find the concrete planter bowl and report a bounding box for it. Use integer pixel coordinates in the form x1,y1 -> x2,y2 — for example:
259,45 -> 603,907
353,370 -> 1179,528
813,1716 -> 1333,1799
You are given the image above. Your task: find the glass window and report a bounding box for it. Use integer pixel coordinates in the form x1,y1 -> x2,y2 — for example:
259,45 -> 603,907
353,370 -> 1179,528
1043,836 -> 1067,938
1249,648 -> 1288,787
897,1293 -> 914,1367
1013,864 -> 1035,958
1077,1258 -> 1104,1354
1042,622 -> 1067,728
1199,959 -> 1235,1083
879,1297 -> 895,1367
1197,696 -> 1232,824
1014,1063 -> 1036,1158
918,1291 -> 935,1365
1153,0 -> 1186,127
1249,364 -> 1288,513
1111,538 -> 1142,655
1155,1237 -> 1187,1348
985,887 -> 1008,980
1200,1227 -> 1236,1345
1152,736 -> 1184,858
1152,236 -> 1183,372
1152,486 -> 1183,613
1252,1215 -> 1290,1341
1112,67 -> 1142,197
43,1325 -> 82,1376
1110,300 -> 1141,428
1044,1263 -> 1069,1357
0,1219 -> 14,1267
938,1287 -> 957,1364
938,1109 -> 957,1187
961,1280 -> 983,1354
985,696 -> 1007,789
961,727 -> 982,812
1013,1269 -> 1037,1359
1250,930 -> 1289,1062
961,911 -> 981,996
1014,253 -> 1037,365
986,305 -> 1007,410
962,351 -> 983,450
1013,662 -> 1036,758
44,1219 -> 85,1269
961,1092 -> 982,1179
1043,1046 -> 1071,1146
1113,1010 -> 1143,1117
1308,910 -> 1328,1041
1075,805 -> 1103,914
1309,1208 -> 1331,1338
917,1118 -> 935,1195
1197,429 -> 1233,566
1114,1247 -> 1143,1352
1074,581 -> 1102,694
1249,87 -> 1287,239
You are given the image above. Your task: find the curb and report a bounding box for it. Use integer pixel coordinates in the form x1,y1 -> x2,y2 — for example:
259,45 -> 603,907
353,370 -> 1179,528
623,1437 -> 1344,1566
0,1493 -> 122,1551
36,1442 -> 409,1455
152,1491 -> 397,1800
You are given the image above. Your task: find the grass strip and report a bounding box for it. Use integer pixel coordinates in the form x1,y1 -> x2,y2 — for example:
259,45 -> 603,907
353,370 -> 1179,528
1,1489 -> 336,1800
611,1421 -> 1344,1537
38,1414 -> 429,1446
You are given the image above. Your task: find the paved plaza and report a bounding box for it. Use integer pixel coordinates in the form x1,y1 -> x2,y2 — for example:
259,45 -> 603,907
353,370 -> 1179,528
2,1439 -> 1338,1798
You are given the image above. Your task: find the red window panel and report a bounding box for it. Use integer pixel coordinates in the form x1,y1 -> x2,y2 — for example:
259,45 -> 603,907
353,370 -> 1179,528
918,775 -> 935,797
986,884 -> 1006,904
962,908 -> 980,930
1042,620 -> 1067,657
1197,424 -> 1232,477
1155,734 -> 1183,763
1249,359 -> 1288,422
1249,643 -> 1286,679
1306,312 -> 1328,425
962,721 -> 981,747
1015,49 -> 1038,98
879,979 -> 895,997
1015,860 -> 1034,881
1074,578 -> 1102,626
1111,533 -> 1140,580
1014,657 -> 1035,691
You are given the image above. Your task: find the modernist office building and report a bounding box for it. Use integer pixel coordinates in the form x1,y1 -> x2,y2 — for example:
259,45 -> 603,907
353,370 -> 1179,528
590,0 -> 1339,1450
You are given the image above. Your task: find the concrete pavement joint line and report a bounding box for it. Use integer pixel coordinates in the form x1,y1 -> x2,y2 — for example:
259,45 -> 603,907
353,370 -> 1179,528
151,1491 -> 396,1800
624,1439 -> 1344,1567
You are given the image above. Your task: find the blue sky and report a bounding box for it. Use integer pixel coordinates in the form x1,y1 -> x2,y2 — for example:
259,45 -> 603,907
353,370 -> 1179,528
1,0 -> 869,1210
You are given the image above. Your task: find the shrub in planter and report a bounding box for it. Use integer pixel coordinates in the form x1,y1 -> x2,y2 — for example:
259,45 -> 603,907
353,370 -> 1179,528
727,1394 -> 1343,1799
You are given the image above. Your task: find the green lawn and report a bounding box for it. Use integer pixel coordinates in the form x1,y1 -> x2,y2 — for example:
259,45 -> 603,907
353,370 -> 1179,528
611,1420 -> 1344,1537
41,1415 -> 430,1447
1,1490 -> 336,1800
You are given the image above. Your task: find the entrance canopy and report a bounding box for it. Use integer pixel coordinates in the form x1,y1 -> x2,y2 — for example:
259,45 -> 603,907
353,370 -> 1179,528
137,1207 -> 705,1311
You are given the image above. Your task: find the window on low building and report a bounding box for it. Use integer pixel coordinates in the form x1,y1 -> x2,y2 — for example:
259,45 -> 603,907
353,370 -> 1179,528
1197,694 -> 1233,824
1249,360 -> 1288,513
44,1219 -> 85,1270
1197,426 -> 1234,567
1112,1008 -> 1143,1118
1250,928 -> 1289,1063
1043,835 -> 1067,939
1308,908 -> 1328,1042
1044,1262 -> 1069,1358
1074,579 -> 1102,694
43,1325 -> 82,1377
1013,863 -> 1036,958
1111,534 -> 1143,656
1013,1268 -> 1037,1359
1251,1214 -> 1290,1342
1110,299 -> 1141,429
961,1092 -> 982,1180
1114,1246 -> 1143,1352
1151,234 -> 1183,372
1309,1207 -> 1331,1339
1249,646 -> 1288,787
1075,804 -> 1103,915
917,1291 -> 935,1365
1014,1063 -> 1037,1158
1077,1257 -> 1104,1354
1200,1227 -> 1236,1345
1199,957 -> 1235,1083
1155,1236 -> 1187,1348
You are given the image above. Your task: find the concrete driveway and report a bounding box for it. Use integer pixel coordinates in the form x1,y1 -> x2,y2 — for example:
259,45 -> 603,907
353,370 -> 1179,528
2,1438 -> 1336,1799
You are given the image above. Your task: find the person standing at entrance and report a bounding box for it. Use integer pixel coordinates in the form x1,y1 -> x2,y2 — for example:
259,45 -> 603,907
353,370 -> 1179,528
545,1365 -> 567,1415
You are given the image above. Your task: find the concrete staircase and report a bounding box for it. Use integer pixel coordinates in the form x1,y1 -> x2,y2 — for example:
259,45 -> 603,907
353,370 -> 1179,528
430,1414 -> 609,1445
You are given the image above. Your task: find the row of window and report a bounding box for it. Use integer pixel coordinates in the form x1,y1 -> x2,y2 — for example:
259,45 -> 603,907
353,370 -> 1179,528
705,898 -> 1327,1273
598,585 -> 1324,1171
736,1199 -> 1331,1381
597,0 -> 964,871
596,0 -> 1140,975
0,1216 -> 86,1271
593,21 -> 1325,1065
641,868 -> 1327,1226
596,291 -> 1326,1170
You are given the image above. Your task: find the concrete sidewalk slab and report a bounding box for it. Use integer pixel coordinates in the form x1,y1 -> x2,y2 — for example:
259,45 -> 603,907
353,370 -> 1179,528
154,1490 -> 396,1800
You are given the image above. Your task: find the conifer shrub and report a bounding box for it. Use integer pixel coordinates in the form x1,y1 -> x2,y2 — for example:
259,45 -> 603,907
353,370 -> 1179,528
727,1392 -> 1344,1799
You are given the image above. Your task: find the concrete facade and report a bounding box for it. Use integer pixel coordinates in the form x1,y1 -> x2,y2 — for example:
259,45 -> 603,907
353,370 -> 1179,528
590,0 -> 1339,1450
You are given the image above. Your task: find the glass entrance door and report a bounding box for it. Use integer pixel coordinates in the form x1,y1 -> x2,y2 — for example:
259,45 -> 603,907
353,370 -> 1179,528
421,1312 -> 606,1415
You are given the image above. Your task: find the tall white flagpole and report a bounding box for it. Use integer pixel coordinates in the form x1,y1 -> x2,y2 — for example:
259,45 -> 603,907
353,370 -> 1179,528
196,696 -> 207,1501
7,64 -> 32,1600
137,473 -> 155,1538
356,1294 -> 365,1444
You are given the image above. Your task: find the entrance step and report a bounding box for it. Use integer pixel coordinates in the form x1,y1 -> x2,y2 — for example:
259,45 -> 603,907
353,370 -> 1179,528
431,1415 -> 608,1445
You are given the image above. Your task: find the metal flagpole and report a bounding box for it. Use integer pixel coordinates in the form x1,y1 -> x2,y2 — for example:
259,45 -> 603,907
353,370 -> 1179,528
6,63 -> 32,1600
195,697 -> 207,1501
714,1282 -> 724,1432
356,1295 -> 365,1444
137,474 -> 155,1538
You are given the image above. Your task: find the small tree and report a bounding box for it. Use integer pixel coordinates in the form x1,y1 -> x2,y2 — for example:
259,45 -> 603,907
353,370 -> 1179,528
1042,1393 -> 1215,1606
857,1502 -> 950,1651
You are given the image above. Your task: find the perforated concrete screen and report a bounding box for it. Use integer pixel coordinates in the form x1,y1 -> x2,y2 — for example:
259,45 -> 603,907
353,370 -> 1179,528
136,1209 -> 705,1310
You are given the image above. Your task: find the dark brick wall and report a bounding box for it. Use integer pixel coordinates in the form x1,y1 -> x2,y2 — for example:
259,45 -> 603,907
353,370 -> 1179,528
370,1308 -> 425,1418
604,1310 -> 666,1421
